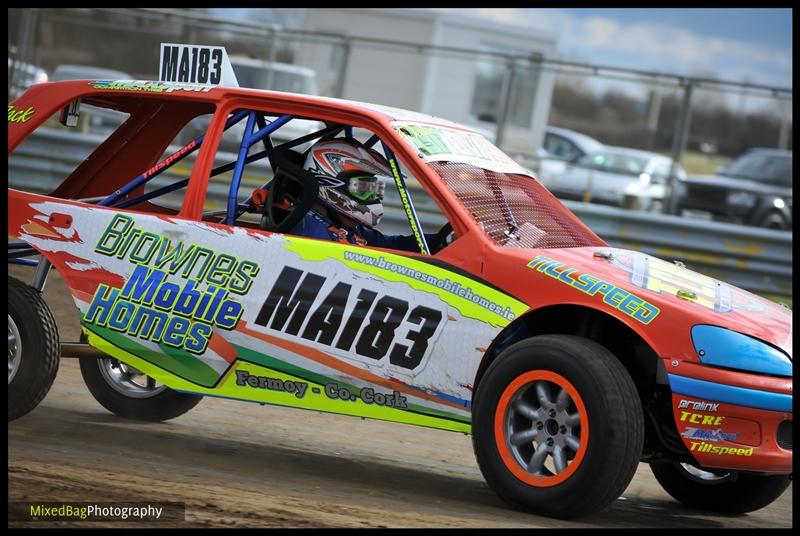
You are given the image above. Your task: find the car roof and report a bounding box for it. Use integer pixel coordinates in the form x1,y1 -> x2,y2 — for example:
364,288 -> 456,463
545,126 -> 605,154
600,146 -> 667,161
740,148 -> 793,158
31,79 -> 478,133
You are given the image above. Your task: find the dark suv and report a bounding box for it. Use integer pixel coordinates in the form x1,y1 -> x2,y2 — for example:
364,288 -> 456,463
675,148 -> 792,230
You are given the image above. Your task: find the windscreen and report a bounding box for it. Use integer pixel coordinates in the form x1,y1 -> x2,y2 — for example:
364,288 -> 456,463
433,162 -> 606,249
393,121 -> 606,249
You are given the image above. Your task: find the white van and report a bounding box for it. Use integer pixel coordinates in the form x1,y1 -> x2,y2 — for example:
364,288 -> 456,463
220,57 -> 321,152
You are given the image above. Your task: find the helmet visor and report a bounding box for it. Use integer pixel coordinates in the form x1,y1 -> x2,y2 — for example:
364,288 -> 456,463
347,174 -> 386,201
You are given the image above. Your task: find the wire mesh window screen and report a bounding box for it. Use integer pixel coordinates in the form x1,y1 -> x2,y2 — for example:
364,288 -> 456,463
433,162 -> 606,249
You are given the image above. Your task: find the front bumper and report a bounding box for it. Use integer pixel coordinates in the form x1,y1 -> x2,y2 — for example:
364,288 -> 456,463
664,360 -> 792,474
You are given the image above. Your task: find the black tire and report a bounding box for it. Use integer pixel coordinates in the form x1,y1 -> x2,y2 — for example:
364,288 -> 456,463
8,276 -> 60,421
78,335 -> 202,421
472,335 -> 644,519
758,211 -> 789,230
650,462 -> 791,514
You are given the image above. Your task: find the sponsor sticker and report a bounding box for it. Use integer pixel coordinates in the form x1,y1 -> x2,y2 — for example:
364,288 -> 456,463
678,399 -> 719,412
527,255 -> 660,324
689,441 -> 753,456
679,411 -> 725,426
681,427 -> 739,442
84,214 -> 260,355
8,105 -> 34,123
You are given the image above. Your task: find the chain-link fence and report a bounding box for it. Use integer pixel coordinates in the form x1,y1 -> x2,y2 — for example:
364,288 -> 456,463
8,8 -> 792,224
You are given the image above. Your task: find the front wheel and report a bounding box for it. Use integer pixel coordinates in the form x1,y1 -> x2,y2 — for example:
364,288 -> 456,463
79,335 -> 202,421
650,461 -> 791,514
472,335 -> 644,519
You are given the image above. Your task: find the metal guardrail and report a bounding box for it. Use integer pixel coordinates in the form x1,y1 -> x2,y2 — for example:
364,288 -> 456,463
8,128 -> 792,299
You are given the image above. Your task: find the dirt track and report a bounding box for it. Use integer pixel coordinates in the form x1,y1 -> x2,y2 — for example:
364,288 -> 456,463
8,266 -> 793,528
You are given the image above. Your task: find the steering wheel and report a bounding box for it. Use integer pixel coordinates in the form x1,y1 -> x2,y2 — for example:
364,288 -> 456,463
260,147 -> 319,233
429,222 -> 455,254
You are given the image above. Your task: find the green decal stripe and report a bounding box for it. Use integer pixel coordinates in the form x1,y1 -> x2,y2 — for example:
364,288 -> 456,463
81,329 -> 471,433
233,344 -> 470,423
283,239 -> 527,327
81,320 -> 219,387
387,157 -> 428,254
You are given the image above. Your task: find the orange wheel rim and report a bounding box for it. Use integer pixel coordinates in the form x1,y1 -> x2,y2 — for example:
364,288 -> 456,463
493,370 -> 589,487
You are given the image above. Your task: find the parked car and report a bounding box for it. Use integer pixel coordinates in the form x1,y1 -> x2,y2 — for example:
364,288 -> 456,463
675,149 -> 792,230
51,64 -> 133,135
538,146 -> 685,212
7,57 -> 48,100
536,126 -> 606,182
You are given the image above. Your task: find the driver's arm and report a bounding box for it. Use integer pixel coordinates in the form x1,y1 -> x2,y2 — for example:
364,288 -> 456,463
359,226 -> 440,253
288,211 -> 334,241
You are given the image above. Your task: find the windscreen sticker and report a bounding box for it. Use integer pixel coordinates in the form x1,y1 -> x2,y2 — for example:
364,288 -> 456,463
393,122 -> 530,176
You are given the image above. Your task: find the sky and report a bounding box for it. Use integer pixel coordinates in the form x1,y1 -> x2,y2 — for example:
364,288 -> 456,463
207,8 -> 791,89
447,8 -> 792,89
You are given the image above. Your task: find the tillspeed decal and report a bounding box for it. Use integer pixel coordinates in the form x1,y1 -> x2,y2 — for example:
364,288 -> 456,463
689,442 -> 753,456
528,255 -> 659,325
606,250 -> 765,314
8,105 -> 35,123
143,141 -> 196,179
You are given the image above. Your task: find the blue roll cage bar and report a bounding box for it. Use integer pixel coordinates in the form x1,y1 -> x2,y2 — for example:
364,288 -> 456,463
9,107 -> 430,273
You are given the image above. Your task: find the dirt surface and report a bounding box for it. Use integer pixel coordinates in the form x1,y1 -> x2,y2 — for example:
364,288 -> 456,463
8,266 -> 793,528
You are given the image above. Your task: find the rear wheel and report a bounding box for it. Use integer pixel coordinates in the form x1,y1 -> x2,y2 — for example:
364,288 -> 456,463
472,335 -> 644,518
8,276 -> 60,421
79,333 -> 202,421
650,461 -> 791,513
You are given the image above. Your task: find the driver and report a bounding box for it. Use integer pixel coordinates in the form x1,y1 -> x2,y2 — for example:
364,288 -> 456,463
287,138 -> 446,252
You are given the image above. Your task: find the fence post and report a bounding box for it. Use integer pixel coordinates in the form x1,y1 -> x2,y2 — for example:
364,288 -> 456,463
334,38 -> 352,99
495,59 -> 515,149
9,8 -> 40,99
664,79 -> 693,215
777,97 -> 791,150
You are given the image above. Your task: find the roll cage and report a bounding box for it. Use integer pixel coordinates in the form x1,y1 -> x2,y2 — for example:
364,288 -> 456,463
9,82 -> 448,274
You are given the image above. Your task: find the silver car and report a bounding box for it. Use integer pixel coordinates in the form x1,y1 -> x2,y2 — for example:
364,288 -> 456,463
538,146 -> 686,211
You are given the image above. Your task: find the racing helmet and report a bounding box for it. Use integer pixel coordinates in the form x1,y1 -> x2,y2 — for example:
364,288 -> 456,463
303,138 -> 390,228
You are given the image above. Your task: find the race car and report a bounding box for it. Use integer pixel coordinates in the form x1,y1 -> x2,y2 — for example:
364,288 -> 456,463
8,78 -> 792,519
